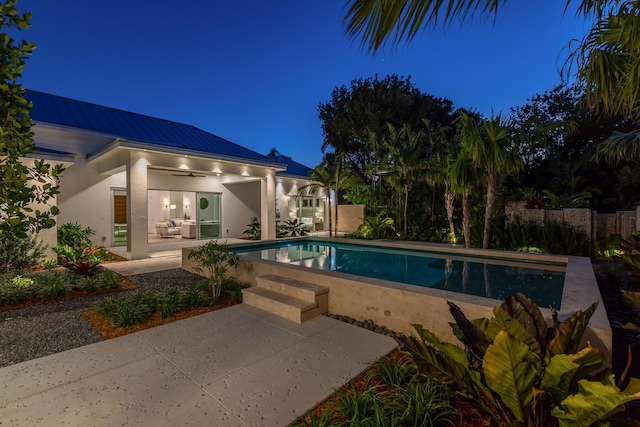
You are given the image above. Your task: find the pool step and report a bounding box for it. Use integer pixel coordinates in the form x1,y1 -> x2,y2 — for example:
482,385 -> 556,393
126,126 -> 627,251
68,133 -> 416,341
242,275 -> 329,323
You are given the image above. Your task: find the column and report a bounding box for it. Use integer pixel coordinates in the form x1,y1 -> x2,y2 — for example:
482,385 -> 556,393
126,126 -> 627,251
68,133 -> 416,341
126,150 -> 149,260
260,170 -> 276,240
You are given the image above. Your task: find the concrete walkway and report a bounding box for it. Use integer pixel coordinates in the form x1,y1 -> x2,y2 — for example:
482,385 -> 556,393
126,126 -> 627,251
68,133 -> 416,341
0,250 -> 397,426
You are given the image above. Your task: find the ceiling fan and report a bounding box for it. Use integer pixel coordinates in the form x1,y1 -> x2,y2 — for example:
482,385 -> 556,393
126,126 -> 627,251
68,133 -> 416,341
171,172 -> 206,178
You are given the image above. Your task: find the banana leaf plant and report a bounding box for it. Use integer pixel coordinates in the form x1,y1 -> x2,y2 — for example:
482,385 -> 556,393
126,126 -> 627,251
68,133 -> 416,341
402,293 -> 640,426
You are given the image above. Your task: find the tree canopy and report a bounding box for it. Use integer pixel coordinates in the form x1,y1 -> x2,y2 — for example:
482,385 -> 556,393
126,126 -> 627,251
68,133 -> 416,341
318,74 -> 456,178
0,0 -> 64,240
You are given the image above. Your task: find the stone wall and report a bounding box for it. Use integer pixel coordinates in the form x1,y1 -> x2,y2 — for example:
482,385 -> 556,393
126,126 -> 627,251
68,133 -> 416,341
329,204 -> 365,233
505,202 -> 640,246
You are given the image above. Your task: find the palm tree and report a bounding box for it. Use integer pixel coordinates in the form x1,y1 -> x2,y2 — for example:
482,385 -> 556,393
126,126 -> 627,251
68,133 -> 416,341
300,153 -> 352,237
424,119 -> 457,242
299,166 -> 335,236
456,113 -> 523,249
435,156 -> 457,243
447,140 -> 479,248
380,123 -> 424,238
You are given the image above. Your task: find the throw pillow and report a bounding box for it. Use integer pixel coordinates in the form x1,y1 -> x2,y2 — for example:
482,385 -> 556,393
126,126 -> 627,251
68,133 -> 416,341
170,219 -> 177,227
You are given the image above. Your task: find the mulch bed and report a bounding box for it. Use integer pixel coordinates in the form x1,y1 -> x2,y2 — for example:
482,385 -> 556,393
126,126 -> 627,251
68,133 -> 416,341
82,294 -> 240,340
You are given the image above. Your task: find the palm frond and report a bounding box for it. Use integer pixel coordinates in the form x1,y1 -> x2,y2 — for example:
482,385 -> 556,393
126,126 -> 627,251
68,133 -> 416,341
343,0 -> 505,53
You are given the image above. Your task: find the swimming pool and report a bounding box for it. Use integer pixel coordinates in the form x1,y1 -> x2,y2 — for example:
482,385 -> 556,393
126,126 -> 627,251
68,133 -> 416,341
232,239 -> 566,309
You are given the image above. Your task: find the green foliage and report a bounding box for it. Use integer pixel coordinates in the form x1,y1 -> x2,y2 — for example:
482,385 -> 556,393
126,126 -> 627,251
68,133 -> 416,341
222,276 -> 245,302
242,217 -> 261,240
92,267 -> 121,289
158,287 -> 181,319
78,275 -> 98,292
334,381 -> 379,423
293,351 -> 458,427
616,233 -> 640,273
281,218 -> 309,237
386,380 -> 458,427
596,234 -> 624,257
0,1 -> 64,241
95,283 -> 236,327
318,74 -> 455,177
354,212 -> 395,239
38,275 -> 70,300
543,191 -> 592,209
402,293 -> 640,426
294,410 -> 335,427
180,283 -> 214,309
57,222 -> 95,252
494,219 -> 590,256
0,275 -> 34,305
301,374 -> 456,427
187,240 -> 241,298
0,267 -> 123,307
0,233 -> 46,273
96,294 -> 153,328
41,258 -> 58,269
52,245 -> 106,276
365,356 -> 417,387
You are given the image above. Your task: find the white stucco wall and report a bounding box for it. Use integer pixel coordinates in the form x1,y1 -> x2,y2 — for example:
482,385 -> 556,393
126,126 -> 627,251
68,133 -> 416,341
223,180 -> 261,238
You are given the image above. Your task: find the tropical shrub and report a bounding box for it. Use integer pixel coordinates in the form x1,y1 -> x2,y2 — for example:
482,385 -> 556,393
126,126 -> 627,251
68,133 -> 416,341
94,285 -> 226,327
0,275 -> 34,305
187,241 -> 240,298
222,276 -> 245,302
41,258 -> 58,269
242,217 -> 261,240
0,268 -> 123,307
157,287 -> 181,319
96,294 -> 153,328
281,218 -> 309,237
180,283 -> 214,309
52,245 -> 106,276
0,234 -> 46,273
57,222 -> 96,252
354,212 -> 395,239
365,356 -> 417,387
617,233 -> 640,273
402,293 -> 640,426
39,276 -> 70,300
92,267 -> 121,289
596,234 -> 624,258
542,190 -> 592,209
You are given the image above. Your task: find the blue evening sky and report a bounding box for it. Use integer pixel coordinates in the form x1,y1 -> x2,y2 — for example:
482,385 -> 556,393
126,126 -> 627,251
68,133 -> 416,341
15,1 -> 589,168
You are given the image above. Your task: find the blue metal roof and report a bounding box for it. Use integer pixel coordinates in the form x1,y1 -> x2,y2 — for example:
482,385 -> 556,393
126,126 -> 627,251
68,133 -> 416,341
272,155 -> 313,178
26,89 -> 279,165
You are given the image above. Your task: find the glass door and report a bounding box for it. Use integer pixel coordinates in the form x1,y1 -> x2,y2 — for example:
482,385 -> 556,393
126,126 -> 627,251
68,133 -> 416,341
198,192 -> 221,239
112,189 -> 127,246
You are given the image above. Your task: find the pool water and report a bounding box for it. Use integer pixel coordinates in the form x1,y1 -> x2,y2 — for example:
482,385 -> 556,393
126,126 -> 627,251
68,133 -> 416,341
233,240 -> 566,309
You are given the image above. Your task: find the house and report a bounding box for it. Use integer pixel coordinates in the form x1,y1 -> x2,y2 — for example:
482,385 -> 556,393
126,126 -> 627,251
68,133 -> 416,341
25,90 -> 325,259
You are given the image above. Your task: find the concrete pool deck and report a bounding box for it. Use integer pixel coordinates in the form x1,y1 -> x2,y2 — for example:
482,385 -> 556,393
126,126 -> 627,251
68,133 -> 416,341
0,304 -> 397,426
